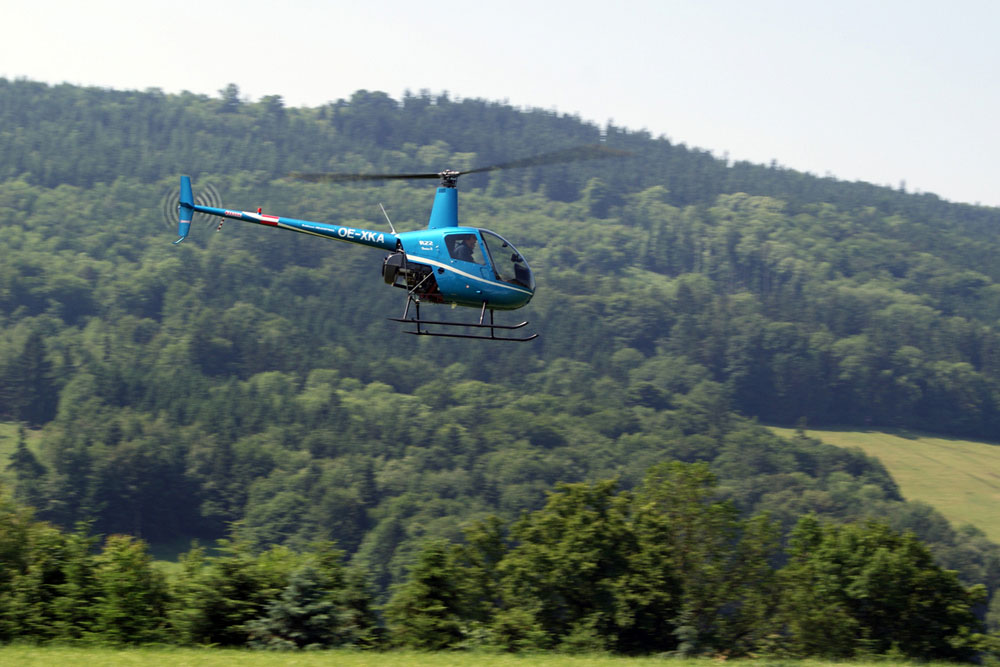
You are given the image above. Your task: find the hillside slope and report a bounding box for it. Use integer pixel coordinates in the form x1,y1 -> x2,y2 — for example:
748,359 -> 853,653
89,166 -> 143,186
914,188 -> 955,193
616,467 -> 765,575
771,427 -> 1000,543
4,79 -> 1000,438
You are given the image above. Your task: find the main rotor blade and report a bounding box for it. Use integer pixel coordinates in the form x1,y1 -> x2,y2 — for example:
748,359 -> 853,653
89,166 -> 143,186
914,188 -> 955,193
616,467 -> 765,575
288,144 -> 631,184
459,144 -> 631,176
289,171 -> 440,183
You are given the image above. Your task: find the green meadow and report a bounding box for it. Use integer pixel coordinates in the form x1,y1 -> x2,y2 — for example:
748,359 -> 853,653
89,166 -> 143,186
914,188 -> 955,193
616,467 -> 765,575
770,427 -> 1000,543
0,646 -> 928,666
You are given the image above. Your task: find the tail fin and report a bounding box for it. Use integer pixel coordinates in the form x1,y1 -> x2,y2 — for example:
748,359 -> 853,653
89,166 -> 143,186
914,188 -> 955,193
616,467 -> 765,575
174,176 -> 194,244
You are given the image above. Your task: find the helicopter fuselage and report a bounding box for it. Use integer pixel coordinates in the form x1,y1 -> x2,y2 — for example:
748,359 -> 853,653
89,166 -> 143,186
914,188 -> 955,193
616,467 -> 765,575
391,227 -> 535,310
186,196 -> 534,310
177,173 -> 539,339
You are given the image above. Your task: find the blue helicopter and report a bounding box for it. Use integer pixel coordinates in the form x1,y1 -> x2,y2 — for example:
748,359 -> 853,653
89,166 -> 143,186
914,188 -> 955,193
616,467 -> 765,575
172,146 -> 625,341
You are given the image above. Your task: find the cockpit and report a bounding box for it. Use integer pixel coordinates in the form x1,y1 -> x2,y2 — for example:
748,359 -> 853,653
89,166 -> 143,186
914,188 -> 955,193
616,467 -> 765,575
479,230 -> 535,291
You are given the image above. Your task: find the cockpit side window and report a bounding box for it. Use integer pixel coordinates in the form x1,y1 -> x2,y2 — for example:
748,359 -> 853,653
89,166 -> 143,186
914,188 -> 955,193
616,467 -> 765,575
446,233 -> 485,264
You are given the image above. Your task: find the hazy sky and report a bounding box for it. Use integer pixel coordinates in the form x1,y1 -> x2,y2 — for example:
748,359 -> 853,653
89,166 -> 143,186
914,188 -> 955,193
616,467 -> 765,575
4,0 -> 998,207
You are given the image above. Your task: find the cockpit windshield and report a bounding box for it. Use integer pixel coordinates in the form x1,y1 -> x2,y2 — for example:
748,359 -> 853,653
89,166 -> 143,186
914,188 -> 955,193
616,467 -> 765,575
480,230 -> 535,291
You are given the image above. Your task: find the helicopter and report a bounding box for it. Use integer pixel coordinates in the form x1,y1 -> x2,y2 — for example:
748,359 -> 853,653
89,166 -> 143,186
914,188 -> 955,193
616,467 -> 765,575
170,145 -> 627,341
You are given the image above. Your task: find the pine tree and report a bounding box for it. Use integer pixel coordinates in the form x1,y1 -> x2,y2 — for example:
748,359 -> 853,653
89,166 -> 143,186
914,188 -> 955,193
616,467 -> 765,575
247,563 -> 340,649
6,424 -> 46,508
5,331 -> 57,425
384,540 -> 465,650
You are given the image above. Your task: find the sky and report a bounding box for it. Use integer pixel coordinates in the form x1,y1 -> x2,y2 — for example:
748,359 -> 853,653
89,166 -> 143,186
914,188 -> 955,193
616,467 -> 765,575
4,0 -> 999,207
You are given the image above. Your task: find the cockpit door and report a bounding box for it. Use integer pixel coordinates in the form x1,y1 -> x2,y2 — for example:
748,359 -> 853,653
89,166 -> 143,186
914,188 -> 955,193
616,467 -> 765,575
444,231 -> 493,280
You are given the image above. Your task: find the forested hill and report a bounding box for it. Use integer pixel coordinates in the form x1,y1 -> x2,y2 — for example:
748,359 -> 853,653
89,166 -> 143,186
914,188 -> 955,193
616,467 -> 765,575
5,78 -> 1000,431
2,78 -> 1000,611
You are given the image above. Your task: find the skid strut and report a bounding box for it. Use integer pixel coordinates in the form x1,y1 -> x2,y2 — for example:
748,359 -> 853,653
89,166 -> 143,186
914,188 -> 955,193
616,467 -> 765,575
390,297 -> 538,341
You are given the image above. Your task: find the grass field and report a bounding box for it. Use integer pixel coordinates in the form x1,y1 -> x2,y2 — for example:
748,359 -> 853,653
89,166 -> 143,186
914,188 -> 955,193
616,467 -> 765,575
0,646 -> 927,666
770,427 -> 1000,543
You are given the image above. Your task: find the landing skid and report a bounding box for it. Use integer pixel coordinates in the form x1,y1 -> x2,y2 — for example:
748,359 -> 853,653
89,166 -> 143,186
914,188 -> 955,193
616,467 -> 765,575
390,299 -> 538,342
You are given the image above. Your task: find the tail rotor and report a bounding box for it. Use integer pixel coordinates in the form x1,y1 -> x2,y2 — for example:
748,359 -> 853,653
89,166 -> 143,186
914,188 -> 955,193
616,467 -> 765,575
160,179 -> 221,242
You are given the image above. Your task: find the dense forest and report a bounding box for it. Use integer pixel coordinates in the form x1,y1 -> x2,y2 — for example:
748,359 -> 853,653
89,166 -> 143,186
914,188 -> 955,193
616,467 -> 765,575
1,464 -> 991,658
2,77 -> 1000,655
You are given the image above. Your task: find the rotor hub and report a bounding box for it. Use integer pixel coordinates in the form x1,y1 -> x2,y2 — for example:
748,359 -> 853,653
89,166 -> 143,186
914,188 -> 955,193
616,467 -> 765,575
438,169 -> 461,188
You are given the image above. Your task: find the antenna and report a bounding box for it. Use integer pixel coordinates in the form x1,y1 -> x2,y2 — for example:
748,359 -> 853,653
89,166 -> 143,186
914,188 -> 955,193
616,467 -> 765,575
379,203 -> 397,234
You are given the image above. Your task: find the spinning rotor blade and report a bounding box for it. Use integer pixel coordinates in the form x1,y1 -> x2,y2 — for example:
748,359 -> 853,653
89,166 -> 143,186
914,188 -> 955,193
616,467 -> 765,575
160,182 -> 221,228
459,145 -> 631,176
289,144 -> 630,185
290,171 -> 440,183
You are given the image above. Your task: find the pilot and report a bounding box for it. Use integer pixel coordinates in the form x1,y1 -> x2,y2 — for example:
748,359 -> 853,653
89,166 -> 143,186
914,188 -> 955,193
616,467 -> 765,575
453,235 -> 477,262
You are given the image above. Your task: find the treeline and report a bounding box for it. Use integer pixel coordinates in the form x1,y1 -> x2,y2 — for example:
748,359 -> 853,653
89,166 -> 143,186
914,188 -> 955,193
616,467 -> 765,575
0,486 -> 378,649
5,78 -> 999,222
1,464 -> 992,660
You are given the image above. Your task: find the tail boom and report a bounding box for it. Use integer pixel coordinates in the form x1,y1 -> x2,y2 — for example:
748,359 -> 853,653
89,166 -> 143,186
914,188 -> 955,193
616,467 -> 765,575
172,176 -> 397,251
